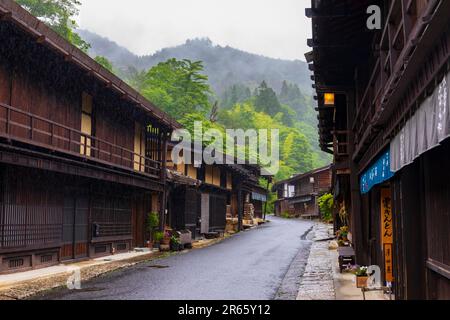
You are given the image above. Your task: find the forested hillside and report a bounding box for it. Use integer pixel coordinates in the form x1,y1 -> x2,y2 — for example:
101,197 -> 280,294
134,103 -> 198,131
78,30 -> 312,95
119,58 -> 330,181
78,30 -> 331,179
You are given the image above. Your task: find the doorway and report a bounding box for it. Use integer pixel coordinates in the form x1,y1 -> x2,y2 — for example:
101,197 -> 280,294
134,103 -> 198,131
200,193 -> 210,234
61,191 -> 89,261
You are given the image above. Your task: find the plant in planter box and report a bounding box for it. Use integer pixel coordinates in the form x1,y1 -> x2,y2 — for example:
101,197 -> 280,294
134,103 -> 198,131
170,235 -> 180,251
355,266 -> 369,288
153,231 -> 164,249
161,230 -> 171,245
146,212 -> 159,249
338,226 -> 349,239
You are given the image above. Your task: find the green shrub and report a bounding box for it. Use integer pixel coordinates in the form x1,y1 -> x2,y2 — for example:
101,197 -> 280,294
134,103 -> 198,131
153,231 -> 164,243
147,212 -> 159,230
281,211 -> 291,219
318,193 -> 334,222
147,212 -> 160,241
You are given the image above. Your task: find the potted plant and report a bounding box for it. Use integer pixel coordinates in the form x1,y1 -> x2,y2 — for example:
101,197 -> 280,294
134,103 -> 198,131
152,231 -> 164,250
146,212 -> 159,249
336,226 -> 350,246
161,230 -> 171,245
170,235 -> 180,251
355,266 -> 369,288
159,230 -> 171,251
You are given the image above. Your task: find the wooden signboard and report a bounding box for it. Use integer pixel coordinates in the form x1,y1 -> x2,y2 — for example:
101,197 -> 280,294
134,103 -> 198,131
381,188 -> 394,282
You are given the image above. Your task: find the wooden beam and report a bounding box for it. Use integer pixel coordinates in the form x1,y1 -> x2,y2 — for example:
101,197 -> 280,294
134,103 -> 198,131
36,35 -> 46,44
0,11 -> 11,21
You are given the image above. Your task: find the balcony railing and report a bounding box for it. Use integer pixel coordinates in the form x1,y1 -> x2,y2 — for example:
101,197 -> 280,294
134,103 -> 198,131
0,103 -> 161,178
333,130 -> 349,157
353,0 -> 436,151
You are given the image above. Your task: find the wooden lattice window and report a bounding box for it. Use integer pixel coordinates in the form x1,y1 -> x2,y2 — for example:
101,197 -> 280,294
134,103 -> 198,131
80,92 -> 93,156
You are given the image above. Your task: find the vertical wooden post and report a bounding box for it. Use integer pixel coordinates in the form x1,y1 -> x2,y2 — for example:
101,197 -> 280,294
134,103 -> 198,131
237,180 -> 243,232
263,178 -> 270,220
6,107 -> 10,135
50,123 -> 53,146
68,130 -> 72,152
347,90 -> 367,265
159,129 -> 168,231
87,184 -> 93,257
1,168 -> 6,249
30,116 -> 33,140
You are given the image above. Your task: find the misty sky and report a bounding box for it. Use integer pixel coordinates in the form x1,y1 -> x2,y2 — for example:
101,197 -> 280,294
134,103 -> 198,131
77,0 -> 311,61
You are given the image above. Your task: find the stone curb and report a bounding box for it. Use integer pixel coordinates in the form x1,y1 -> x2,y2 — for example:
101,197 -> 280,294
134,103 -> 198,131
296,223 -> 336,300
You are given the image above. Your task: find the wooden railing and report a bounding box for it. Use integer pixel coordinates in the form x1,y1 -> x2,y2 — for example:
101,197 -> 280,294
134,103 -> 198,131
0,103 -> 161,178
353,0 -> 437,151
333,130 -> 349,157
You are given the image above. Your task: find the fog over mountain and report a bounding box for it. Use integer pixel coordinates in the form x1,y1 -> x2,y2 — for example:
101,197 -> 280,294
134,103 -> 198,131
78,29 -> 312,95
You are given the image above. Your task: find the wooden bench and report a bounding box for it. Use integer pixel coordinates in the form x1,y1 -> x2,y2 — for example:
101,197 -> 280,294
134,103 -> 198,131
361,286 -> 393,300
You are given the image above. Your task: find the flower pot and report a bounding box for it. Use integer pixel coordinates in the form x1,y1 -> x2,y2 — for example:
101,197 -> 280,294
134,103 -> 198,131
161,238 -> 170,245
147,241 -> 153,249
160,244 -> 170,251
356,276 -> 369,288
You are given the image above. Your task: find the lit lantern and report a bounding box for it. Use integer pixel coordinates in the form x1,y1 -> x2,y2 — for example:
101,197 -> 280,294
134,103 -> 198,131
324,93 -> 335,106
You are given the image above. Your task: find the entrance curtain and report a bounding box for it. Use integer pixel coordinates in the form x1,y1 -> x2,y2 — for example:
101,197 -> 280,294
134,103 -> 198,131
390,72 -> 450,172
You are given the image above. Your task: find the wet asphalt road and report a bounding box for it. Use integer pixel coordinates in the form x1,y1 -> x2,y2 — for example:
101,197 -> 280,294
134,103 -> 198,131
37,216 -> 313,300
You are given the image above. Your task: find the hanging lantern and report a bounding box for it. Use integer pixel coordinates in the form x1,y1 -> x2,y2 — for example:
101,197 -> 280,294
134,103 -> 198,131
324,93 -> 335,106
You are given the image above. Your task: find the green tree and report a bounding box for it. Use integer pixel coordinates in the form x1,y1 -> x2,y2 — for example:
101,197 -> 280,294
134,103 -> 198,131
95,56 -> 113,73
16,0 -> 90,52
141,59 -> 212,119
125,66 -> 148,93
220,84 -> 252,109
254,81 -> 281,116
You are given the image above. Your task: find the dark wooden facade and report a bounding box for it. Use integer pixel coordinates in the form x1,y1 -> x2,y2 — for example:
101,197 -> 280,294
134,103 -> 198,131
0,0 -> 177,273
273,165 -> 331,218
308,0 -> 450,299
165,146 -> 267,237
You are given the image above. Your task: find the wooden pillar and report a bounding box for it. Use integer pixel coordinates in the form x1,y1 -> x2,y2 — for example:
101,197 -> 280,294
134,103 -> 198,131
159,129 -> 168,231
237,181 -> 243,232
347,90 -> 368,265
263,179 -> 270,220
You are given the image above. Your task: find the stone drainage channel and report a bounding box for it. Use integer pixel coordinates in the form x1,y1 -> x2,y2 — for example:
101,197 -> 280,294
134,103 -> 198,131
274,222 -> 335,300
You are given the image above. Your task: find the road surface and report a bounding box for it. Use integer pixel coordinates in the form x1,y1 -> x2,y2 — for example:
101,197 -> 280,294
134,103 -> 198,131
35,216 -> 313,300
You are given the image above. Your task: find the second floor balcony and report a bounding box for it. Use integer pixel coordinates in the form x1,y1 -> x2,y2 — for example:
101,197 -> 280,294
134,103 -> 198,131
0,102 -> 162,179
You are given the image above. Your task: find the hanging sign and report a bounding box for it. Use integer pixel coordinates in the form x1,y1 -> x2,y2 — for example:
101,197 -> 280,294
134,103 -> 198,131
360,150 -> 394,194
384,244 -> 394,283
381,188 -> 394,282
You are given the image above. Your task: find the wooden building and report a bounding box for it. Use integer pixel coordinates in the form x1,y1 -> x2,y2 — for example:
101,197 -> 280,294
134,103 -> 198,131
165,145 -> 268,237
307,0 -> 450,299
273,165 -> 331,218
0,0 -> 179,273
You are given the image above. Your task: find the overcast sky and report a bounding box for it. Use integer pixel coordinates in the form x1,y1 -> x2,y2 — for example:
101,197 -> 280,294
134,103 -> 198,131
77,0 -> 311,61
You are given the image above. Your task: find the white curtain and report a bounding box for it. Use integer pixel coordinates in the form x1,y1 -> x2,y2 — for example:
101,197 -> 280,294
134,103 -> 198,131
391,72 -> 450,172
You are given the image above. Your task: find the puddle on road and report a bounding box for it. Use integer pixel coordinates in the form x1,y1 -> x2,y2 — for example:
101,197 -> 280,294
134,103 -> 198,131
147,265 -> 169,269
74,287 -> 106,293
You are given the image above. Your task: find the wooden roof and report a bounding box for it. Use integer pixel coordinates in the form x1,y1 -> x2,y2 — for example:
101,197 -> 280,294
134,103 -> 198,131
0,0 -> 181,130
306,0 -> 379,150
272,164 -> 331,189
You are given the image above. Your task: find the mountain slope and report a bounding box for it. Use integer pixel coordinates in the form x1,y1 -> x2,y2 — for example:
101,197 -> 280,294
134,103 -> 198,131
78,30 -> 311,95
